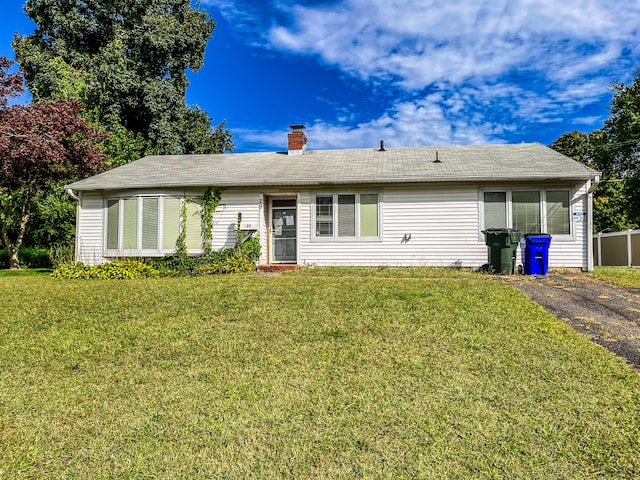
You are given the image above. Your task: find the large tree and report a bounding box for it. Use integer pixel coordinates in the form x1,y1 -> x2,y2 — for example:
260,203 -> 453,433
551,69 -> 640,232
13,0 -> 232,155
601,70 -> 640,224
0,58 -> 107,269
551,130 -> 634,232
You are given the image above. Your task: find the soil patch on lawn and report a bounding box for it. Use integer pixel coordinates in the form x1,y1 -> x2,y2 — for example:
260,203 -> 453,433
507,273 -> 640,370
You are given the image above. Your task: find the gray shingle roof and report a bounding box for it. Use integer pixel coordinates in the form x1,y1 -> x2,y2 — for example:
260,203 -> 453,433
66,143 -> 599,191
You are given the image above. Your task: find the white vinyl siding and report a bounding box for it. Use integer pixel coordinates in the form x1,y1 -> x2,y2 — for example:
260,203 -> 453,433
76,192 -> 105,265
78,184 -> 589,269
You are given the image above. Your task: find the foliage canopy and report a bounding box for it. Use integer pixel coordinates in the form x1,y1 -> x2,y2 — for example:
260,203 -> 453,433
13,0 -> 233,155
0,58 -> 107,269
551,68 -> 640,232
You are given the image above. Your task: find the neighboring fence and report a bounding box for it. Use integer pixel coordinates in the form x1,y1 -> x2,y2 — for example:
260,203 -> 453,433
593,229 -> 640,267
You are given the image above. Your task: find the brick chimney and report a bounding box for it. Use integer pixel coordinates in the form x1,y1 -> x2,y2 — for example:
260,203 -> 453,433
288,124 -> 307,155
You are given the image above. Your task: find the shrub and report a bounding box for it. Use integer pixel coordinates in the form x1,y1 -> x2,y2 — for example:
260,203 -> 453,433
197,256 -> 256,275
52,260 -> 159,279
240,235 -> 261,263
0,247 -> 53,269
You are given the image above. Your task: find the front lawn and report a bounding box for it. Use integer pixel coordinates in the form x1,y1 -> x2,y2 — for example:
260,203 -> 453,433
591,266 -> 640,288
1,270 -> 638,477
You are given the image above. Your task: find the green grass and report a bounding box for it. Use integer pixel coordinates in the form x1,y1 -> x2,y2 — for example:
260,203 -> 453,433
1,271 -> 639,478
590,266 -> 640,288
0,268 -> 52,277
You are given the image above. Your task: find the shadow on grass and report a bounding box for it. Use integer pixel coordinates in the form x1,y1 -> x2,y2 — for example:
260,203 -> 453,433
0,268 -> 53,277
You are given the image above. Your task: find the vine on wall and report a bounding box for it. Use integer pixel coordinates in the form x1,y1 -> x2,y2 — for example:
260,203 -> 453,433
201,187 -> 224,256
173,187 -> 224,258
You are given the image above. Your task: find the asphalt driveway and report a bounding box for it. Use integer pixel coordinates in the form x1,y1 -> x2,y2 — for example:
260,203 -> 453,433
506,273 -> 640,370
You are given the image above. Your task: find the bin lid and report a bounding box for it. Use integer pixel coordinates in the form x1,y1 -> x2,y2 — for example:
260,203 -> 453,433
524,233 -> 552,244
483,228 -> 520,234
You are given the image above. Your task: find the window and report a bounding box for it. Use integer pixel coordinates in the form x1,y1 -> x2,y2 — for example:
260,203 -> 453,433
338,194 -> 356,237
141,197 -> 158,250
315,195 -> 333,236
482,189 -> 572,237
313,193 -> 380,240
512,191 -> 540,234
546,190 -> 570,235
163,197 -> 181,250
483,192 -> 507,229
105,196 -> 203,255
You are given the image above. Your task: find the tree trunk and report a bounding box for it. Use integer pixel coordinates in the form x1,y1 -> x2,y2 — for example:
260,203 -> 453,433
8,246 -> 19,270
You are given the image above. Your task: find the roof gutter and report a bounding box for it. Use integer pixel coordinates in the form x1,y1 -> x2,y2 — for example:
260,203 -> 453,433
66,188 -> 79,201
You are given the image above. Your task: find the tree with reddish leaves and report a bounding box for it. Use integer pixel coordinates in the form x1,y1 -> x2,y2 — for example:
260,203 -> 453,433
0,57 -> 107,269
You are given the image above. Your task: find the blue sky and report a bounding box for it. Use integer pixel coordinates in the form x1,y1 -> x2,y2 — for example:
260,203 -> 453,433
2,0 -> 640,153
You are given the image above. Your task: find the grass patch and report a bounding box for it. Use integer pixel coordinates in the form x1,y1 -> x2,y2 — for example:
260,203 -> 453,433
1,272 -> 639,477
287,265 -> 481,278
0,268 -> 53,277
590,267 -> 640,288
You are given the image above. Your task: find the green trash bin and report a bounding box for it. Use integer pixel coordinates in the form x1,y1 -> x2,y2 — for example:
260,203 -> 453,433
482,228 -> 521,274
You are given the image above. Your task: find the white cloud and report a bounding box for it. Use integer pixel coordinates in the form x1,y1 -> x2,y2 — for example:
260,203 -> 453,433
235,94 -> 506,151
210,0 -> 640,148
267,0 -> 639,88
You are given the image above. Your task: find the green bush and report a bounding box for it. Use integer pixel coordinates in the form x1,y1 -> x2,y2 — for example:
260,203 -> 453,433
197,256 -> 256,275
0,247 -> 53,269
146,248 -> 235,277
52,260 -> 159,279
240,235 -> 261,263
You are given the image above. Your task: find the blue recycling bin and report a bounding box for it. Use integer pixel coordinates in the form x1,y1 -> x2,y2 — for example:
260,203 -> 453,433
523,234 -> 552,275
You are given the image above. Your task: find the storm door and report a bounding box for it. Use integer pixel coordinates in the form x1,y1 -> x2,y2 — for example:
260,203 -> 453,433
270,198 -> 297,263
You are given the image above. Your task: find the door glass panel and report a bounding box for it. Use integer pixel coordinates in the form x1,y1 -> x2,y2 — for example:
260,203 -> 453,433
272,206 -> 296,262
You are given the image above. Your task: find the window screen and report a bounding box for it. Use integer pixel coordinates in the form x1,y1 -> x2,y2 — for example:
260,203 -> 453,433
546,190 -> 570,235
141,197 -> 158,250
315,195 -> 333,236
337,195 -> 356,237
163,197 -> 180,250
122,198 -> 138,249
483,192 -> 507,229
106,199 -> 119,250
185,199 -> 203,250
512,191 -> 540,233
360,194 -> 378,237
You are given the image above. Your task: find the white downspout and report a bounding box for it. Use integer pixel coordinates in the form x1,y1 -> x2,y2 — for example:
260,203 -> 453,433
586,175 -> 600,272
